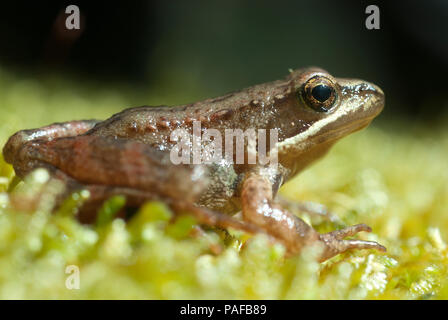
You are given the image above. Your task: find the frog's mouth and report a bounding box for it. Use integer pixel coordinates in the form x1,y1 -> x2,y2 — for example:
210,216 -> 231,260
306,117 -> 374,145
277,108 -> 380,155
278,117 -> 372,154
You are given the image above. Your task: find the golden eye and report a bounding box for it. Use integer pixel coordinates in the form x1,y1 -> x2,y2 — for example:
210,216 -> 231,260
301,76 -> 337,112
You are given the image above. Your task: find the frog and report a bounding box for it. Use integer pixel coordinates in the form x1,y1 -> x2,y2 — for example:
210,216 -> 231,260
3,67 -> 386,261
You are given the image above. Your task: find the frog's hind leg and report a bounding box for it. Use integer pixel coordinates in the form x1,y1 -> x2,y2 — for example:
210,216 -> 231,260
77,184 -> 262,234
3,119 -> 100,167
58,181 -> 262,235
14,135 -> 262,235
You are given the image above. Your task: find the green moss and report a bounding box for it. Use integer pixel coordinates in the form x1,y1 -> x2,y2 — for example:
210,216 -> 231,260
0,67 -> 447,299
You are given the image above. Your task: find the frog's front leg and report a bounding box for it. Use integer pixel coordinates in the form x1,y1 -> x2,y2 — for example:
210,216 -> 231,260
241,169 -> 386,261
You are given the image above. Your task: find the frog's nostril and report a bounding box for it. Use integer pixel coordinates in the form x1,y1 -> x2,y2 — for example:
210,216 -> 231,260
364,82 -> 385,114
367,82 -> 384,97
375,85 -> 384,96
338,78 -> 384,99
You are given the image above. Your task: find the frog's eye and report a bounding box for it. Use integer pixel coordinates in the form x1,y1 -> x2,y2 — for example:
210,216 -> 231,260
301,76 -> 337,112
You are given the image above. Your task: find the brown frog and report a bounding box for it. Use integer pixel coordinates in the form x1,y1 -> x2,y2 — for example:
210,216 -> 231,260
3,67 -> 386,261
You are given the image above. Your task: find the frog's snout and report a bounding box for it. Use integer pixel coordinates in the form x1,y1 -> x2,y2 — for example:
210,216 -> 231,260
338,78 -> 385,118
363,81 -> 385,103
363,80 -> 385,116
370,82 -> 384,97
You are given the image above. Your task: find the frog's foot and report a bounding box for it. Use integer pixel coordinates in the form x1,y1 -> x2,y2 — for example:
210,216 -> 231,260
318,224 -> 386,262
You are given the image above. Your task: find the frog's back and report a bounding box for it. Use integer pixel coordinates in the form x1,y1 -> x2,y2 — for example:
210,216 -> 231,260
86,75 -> 309,152
87,105 -> 191,150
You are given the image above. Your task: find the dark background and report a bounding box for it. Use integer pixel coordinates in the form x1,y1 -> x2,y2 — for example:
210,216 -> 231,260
0,1 -> 446,120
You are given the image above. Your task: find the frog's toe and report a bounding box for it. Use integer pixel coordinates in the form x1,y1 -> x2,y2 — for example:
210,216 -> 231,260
323,223 -> 372,240
333,239 -> 386,252
317,225 -> 386,261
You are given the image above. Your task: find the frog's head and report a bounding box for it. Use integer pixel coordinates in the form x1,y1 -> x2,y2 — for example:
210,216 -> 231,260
276,67 -> 385,176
